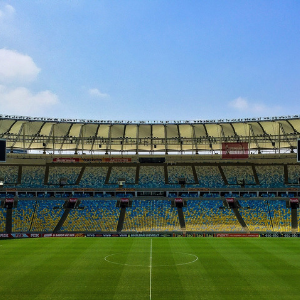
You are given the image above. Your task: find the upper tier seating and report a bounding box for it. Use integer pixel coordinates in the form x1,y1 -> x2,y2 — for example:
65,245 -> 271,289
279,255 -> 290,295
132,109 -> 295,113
222,165 -> 256,185
255,165 -> 284,188
287,165 -> 300,185
20,166 -> 45,188
0,166 -> 18,185
139,166 -> 165,187
167,166 -> 195,185
195,166 -> 224,188
80,166 -> 108,187
0,163 -> 298,189
48,166 -> 81,186
108,166 -> 136,185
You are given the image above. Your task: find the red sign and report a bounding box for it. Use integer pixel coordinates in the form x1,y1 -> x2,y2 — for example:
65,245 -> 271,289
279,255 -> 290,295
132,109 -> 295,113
226,198 -> 234,203
121,198 -> 129,203
175,198 -> 183,203
0,234 -> 11,238
290,198 -> 299,203
5,198 -> 14,203
53,158 -> 80,163
69,198 -> 77,203
222,142 -> 249,159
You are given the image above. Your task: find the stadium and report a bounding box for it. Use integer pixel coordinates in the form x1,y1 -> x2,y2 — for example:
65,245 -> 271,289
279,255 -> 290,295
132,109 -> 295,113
1,114 -> 300,299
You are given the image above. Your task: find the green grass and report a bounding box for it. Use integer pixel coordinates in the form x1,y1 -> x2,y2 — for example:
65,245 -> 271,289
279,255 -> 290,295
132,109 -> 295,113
1,237 -> 300,299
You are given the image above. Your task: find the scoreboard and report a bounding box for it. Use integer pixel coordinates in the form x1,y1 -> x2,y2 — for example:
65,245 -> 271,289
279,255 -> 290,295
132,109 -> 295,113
0,139 -> 6,162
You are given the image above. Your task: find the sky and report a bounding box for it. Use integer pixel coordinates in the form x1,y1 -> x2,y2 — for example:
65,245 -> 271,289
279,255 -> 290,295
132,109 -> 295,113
0,0 -> 299,121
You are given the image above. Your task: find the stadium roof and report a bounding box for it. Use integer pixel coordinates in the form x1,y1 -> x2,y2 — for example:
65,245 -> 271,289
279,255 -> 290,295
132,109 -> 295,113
0,114 -> 299,154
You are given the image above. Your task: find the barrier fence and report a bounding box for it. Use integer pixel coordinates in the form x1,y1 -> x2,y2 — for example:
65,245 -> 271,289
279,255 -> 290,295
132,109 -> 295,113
0,232 -> 299,238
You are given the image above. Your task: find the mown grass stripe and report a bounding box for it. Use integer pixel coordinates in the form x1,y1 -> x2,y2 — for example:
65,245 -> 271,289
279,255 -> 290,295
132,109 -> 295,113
1,238 -> 300,299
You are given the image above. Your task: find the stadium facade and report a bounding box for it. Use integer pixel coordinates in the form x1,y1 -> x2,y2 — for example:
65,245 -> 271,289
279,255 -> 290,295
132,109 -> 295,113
1,114 -> 300,237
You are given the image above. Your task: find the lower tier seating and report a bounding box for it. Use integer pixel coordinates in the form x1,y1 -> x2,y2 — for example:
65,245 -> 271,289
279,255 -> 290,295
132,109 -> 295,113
0,199 -> 295,233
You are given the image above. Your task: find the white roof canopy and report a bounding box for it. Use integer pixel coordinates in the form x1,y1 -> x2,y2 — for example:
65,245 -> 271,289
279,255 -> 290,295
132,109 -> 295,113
0,114 -> 299,153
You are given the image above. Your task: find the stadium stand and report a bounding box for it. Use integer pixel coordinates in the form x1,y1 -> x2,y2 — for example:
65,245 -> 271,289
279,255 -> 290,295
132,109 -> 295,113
167,165 -> 195,184
108,166 -> 136,185
184,200 -> 242,231
195,166 -> 224,188
0,165 -> 18,185
222,165 -> 256,186
238,200 -> 273,231
123,200 -> 180,232
0,114 -> 300,235
60,200 -> 120,232
12,200 -> 35,232
255,165 -> 285,188
0,208 -> 6,232
268,200 -> 291,232
20,166 -> 45,188
79,166 -> 108,188
30,200 -> 65,232
139,166 -> 165,188
287,164 -> 300,185
48,166 -> 81,186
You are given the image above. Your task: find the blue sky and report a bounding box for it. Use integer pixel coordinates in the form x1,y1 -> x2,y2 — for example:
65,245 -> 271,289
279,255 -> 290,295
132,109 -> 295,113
0,0 -> 299,121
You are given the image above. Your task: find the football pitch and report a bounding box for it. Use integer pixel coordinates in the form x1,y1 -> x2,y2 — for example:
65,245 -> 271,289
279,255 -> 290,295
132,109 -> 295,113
1,237 -> 300,300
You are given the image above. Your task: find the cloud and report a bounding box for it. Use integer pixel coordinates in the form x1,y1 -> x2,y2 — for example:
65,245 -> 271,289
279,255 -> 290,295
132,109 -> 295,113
0,48 -> 40,83
0,4 -> 15,21
0,4 -> 17,41
229,97 -> 249,111
0,48 -> 60,116
0,85 -> 59,116
229,97 -> 282,116
88,88 -> 109,98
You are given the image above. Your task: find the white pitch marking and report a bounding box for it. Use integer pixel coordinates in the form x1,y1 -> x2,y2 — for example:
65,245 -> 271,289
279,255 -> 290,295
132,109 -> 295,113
158,253 -> 198,267
104,252 -> 198,267
150,239 -> 152,300
104,253 -> 145,267
104,246 -> 199,300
